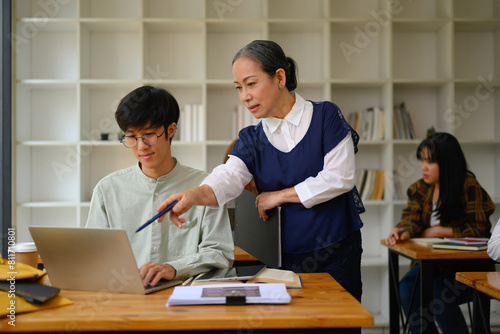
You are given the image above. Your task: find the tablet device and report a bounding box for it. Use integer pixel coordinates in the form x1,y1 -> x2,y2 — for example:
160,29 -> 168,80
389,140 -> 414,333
195,264 -> 266,283
0,280 -> 60,303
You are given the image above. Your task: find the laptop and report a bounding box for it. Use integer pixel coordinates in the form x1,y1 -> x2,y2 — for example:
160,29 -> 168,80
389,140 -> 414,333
29,226 -> 182,294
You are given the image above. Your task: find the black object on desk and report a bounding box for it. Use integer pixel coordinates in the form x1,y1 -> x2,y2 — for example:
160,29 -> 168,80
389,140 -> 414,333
195,264 -> 267,283
0,279 -> 60,303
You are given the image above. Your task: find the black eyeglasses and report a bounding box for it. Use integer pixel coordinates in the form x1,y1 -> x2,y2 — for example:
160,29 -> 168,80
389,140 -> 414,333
120,130 -> 165,148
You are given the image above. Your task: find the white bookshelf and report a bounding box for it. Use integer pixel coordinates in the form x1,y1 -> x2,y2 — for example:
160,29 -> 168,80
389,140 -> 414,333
12,0 -> 500,330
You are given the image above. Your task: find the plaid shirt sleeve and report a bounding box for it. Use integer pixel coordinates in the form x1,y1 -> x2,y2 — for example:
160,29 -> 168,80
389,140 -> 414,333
396,180 -> 432,238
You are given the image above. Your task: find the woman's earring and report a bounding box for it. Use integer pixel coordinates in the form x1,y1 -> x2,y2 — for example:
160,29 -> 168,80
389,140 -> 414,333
279,84 -> 284,89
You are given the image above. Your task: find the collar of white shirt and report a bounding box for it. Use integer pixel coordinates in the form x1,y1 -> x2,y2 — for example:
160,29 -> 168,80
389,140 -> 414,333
263,93 -> 305,134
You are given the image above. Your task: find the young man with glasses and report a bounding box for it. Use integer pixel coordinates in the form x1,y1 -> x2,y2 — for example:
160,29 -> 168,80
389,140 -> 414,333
86,86 -> 234,286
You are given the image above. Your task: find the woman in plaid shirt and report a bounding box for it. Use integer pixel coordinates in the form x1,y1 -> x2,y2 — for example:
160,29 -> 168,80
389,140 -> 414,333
385,132 -> 495,334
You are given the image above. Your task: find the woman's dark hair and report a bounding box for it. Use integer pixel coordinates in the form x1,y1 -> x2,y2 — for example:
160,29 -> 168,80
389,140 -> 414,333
115,86 -> 179,143
232,40 -> 298,92
416,132 -> 472,223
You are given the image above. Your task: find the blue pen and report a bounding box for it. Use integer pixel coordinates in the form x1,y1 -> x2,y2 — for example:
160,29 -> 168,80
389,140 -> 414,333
135,200 -> 178,233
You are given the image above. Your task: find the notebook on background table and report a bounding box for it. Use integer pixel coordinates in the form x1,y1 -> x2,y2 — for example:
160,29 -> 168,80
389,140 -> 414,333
29,226 -> 182,294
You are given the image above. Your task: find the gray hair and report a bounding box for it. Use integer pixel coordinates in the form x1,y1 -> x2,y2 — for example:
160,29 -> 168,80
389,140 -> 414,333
232,40 -> 298,92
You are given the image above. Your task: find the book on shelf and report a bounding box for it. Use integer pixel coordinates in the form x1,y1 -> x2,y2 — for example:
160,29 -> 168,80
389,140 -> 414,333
370,170 -> 385,201
356,170 -> 368,198
392,107 -> 401,140
447,238 -> 488,246
233,104 -> 258,139
400,103 -> 416,139
179,104 -> 204,142
432,242 -> 488,251
393,170 -> 406,201
348,111 -> 362,135
356,169 -> 384,201
195,104 -> 205,141
361,108 -> 373,141
360,169 -> 374,201
393,104 -> 404,139
393,102 -> 416,140
348,107 -> 385,141
367,107 -> 384,141
191,268 -> 302,289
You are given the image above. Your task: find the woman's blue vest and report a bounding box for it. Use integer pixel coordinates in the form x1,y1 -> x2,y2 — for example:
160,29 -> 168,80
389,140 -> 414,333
232,101 -> 364,253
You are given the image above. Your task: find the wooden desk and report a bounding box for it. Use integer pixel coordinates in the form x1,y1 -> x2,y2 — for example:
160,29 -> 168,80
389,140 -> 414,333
234,245 -> 258,262
0,273 -> 373,333
456,271 -> 500,334
381,240 -> 494,334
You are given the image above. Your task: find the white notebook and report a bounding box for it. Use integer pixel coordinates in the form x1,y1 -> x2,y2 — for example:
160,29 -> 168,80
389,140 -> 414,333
167,283 -> 291,306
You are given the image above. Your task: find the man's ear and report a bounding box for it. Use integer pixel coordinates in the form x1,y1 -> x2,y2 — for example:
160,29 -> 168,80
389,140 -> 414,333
167,122 -> 177,139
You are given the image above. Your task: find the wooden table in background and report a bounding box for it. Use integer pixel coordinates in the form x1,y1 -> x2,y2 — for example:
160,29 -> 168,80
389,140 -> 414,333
381,240 -> 494,334
456,271 -> 500,334
0,273 -> 373,333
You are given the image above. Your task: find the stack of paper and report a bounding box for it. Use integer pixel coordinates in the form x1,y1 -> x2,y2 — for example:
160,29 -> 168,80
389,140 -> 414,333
412,238 -> 449,245
432,238 -> 489,251
166,283 -> 291,306
447,238 -> 488,246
